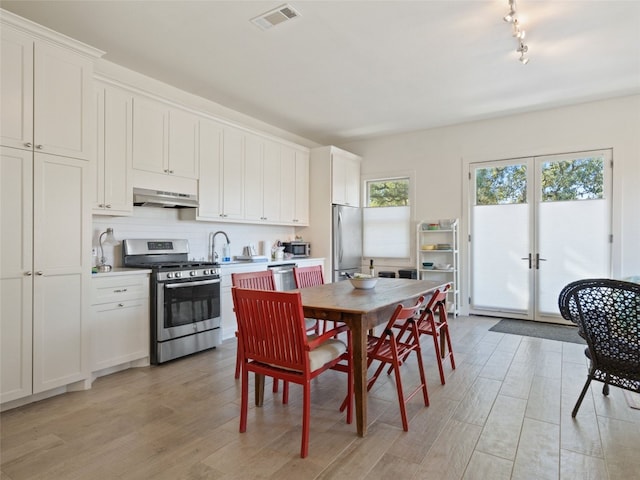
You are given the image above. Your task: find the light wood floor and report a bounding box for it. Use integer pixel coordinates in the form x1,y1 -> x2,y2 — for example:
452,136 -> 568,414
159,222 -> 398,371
2,316 -> 639,479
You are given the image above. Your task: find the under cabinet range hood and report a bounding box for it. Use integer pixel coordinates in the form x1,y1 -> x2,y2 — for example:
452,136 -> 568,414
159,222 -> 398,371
133,188 -> 198,208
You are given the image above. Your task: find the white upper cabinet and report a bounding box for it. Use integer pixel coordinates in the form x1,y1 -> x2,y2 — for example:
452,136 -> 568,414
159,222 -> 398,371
280,145 -> 310,225
132,96 -> 167,174
1,22 -> 99,161
221,126 -> 245,219
168,108 -> 199,178
93,82 -> 133,215
244,134 -> 282,223
331,148 -> 361,207
197,119 -> 244,221
132,95 -> 199,179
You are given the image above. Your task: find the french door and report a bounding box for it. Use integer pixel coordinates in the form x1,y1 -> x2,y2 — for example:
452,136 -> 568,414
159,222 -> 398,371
469,150 -> 612,323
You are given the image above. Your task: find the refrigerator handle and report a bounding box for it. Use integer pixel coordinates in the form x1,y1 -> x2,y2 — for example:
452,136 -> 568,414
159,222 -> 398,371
337,211 -> 343,263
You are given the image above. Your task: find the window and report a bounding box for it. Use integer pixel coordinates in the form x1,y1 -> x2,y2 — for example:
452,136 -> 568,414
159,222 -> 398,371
363,176 -> 412,258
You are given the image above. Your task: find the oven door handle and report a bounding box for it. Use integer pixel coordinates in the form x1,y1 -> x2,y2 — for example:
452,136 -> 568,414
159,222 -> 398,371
164,279 -> 221,289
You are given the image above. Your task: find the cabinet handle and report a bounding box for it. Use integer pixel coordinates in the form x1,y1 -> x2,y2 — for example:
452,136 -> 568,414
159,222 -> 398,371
169,170 -> 174,174
35,144 -> 43,149
113,288 -> 128,293
164,169 -> 169,173
36,271 -> 44,276
98,203 -> 105,208
25,142 -> 33,148
118,303 -> 125,307
106,204 -> 112,208
25,271 -> 33,276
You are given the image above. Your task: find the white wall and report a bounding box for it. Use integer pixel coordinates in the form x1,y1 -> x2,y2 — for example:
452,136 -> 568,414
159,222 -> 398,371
92,208 -> 297,268
341,95 -> 640,311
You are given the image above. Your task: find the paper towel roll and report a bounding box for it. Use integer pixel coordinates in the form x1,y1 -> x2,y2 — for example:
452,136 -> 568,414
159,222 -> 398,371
261,240 -> 272,258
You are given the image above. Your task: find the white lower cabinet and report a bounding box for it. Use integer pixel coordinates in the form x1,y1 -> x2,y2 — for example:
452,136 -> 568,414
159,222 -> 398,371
90,273 -> 150,374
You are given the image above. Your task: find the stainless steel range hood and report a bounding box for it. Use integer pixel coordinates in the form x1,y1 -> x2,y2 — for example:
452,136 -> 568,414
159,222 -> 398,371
133,188 -> 198,208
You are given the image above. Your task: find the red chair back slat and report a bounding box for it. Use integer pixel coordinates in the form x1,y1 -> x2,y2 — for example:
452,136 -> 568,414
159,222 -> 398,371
293,265 -> 324,288
232,270 -> 276,290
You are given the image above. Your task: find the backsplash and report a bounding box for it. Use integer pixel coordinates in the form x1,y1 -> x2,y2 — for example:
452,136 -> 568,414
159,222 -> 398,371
92,207 -> 297,267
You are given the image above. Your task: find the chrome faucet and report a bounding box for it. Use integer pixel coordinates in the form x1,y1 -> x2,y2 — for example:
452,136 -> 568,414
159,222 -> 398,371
210,231 -> 230,262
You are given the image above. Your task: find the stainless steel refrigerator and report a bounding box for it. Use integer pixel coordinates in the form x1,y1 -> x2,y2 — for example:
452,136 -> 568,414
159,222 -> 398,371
332,204 -> 363,282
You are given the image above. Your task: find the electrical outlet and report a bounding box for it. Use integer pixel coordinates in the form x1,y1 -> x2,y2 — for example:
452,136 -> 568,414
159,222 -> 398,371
91,247 -> 98,256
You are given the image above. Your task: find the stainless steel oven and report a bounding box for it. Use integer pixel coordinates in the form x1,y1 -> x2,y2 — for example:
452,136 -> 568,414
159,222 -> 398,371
123,239 -> 221,364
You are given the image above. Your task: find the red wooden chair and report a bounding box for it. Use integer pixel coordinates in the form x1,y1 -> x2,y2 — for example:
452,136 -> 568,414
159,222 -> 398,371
232,270 -> 289,395
232,287 -> 353,458
232,270 -> 277,382
342,297 -> 429,431
393,284 -> 455,385
293,265 -> 324,333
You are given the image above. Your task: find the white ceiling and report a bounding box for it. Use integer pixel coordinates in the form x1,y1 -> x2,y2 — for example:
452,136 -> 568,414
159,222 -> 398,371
3,1 -> 640,145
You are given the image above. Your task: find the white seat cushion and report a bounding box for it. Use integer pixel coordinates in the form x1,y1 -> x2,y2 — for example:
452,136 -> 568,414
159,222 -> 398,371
309,339 -> 347,372
304,318 -> 318,330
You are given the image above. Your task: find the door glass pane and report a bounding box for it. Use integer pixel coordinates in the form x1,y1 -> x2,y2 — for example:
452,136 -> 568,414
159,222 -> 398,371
472,163 -> 530,313
536,153 -> 610,316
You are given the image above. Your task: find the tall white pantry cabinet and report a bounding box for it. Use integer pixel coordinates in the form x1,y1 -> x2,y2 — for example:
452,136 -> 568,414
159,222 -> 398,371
0,11 -> 103,404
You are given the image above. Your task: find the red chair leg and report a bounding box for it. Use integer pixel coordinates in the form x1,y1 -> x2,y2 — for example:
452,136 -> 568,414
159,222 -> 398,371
301,381 -> 311,458
239,364 -> 249,433
432,330 -> 446,385
391,359 -> 409,431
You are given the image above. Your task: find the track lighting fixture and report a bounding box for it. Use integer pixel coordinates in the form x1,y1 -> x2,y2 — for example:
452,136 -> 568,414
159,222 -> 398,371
503,0 -> 530,64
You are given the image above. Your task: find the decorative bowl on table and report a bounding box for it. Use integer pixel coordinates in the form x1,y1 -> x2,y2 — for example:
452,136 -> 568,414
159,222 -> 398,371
350,275 -> 378,289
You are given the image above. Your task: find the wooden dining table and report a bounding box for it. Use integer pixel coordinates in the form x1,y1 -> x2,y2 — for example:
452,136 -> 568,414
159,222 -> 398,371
296,277 -> 448,437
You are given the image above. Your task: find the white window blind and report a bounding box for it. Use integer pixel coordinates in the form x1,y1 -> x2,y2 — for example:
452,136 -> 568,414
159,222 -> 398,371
363,206 -> 410,258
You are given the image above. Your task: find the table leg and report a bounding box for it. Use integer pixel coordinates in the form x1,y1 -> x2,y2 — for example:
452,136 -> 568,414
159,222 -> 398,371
350,316 -> 367,437
255,373 -> 265,407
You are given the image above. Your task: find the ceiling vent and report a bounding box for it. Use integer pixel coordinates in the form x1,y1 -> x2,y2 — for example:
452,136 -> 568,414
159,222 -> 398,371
251,4 -> 301,30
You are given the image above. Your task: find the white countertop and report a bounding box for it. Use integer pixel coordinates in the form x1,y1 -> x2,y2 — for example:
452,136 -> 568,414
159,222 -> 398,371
92,267 -> 152,277
218,257 -> 324,267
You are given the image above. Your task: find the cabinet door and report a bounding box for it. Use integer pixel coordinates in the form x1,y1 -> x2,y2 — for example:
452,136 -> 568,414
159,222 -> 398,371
294,149 -> 310,224
34,41 -> 93,160
0,27 -> 34,151
168,108 -> 199,179
243,133 -> 265,222
32,153 -> 90,393
132,96 -> 168,174
93,85 -> 133,215
331,151 -> 360,207
280,146 -> 296,224
91,300 -> 149,371
344,155 -> 361,207
93,86 -> 105,211
331,152 -> 347,205
262,139 -> 282,222
221,126 -> 244,219
198,118 -> 223,219
102,86 -> 133,214
0,147 -> 33,403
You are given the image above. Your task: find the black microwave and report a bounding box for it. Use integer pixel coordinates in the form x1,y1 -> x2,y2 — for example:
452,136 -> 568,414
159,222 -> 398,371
282,242 -> 310,258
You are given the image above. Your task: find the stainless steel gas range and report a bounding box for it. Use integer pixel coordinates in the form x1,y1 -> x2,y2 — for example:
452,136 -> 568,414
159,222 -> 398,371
122,239 -> 221,364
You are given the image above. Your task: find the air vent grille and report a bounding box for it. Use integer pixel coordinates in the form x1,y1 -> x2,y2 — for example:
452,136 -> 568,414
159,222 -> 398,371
251,4 -> 301,30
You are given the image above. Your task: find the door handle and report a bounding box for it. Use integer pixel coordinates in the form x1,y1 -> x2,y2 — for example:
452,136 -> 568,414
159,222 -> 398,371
521,254 -> 532,269
535,253 -> 547,270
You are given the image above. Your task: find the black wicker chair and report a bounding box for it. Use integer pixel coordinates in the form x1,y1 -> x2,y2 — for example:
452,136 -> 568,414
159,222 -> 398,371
558,278 -> 640,417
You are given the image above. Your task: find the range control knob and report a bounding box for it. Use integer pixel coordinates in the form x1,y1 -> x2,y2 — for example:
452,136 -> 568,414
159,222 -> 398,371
167,273 -> 173,279
202,269 -> 209,275
175,272 -> 182,278
190,270 -> 197,277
